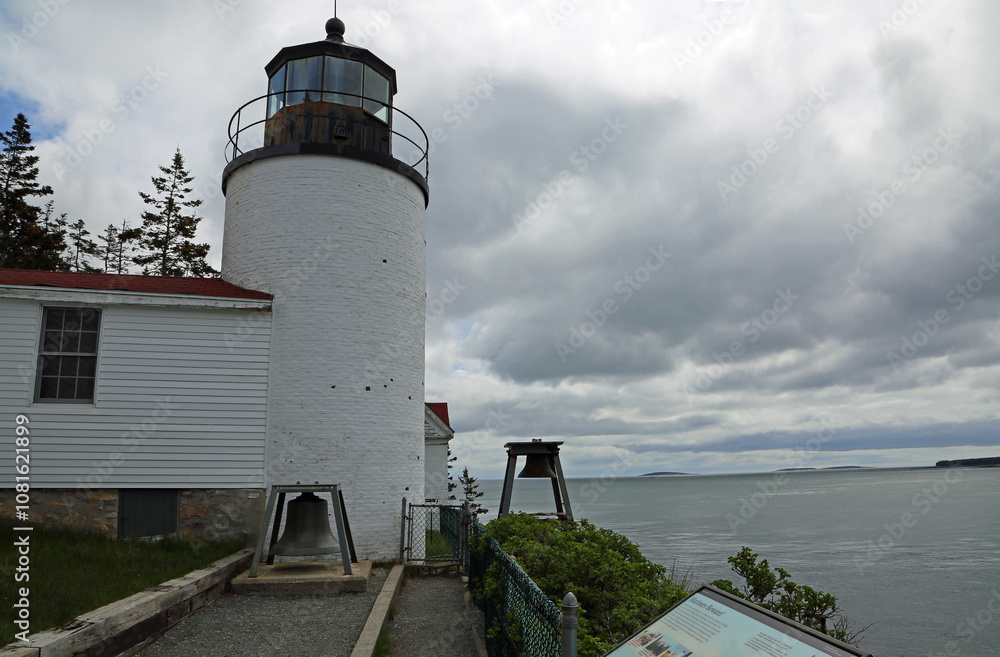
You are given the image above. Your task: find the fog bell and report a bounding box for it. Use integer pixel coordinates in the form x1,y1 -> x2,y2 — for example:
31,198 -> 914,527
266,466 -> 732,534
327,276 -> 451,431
271,492 -> 341,556
517,453 -> 558,479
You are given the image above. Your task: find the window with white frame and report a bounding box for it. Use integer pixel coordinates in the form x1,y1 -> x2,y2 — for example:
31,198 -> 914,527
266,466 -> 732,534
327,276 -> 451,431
34,307 -> 101,403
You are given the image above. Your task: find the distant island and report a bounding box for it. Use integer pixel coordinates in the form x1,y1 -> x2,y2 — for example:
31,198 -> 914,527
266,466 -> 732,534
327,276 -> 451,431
935,456 -> 1000,468
640,471 -> 691,476
776,466 -> 868,472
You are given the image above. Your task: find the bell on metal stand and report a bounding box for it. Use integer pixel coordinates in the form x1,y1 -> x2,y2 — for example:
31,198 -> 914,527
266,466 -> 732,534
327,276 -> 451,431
517,453 -> 558,479
498,440 -> 575,521
271,492 -> 341,556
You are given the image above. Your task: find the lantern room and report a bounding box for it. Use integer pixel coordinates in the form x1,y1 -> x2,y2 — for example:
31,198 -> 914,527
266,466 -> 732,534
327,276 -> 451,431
223,16 -> 429,202
263,18 -> 395,154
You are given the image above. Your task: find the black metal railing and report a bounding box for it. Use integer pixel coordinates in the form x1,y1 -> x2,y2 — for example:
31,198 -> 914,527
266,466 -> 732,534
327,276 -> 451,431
225,89 -> 429,180
440,506 -> 563,657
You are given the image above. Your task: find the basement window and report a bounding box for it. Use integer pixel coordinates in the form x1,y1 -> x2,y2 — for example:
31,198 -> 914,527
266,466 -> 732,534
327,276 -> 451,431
118,489 -> 179,539
34,307 -> 101,403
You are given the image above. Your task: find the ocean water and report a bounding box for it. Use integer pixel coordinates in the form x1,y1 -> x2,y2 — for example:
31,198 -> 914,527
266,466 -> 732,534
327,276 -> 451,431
475,467 -> 1000,657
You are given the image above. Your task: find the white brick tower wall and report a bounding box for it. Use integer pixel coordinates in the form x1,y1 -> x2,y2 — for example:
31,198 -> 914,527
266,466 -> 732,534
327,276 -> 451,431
221,154 -> 426,559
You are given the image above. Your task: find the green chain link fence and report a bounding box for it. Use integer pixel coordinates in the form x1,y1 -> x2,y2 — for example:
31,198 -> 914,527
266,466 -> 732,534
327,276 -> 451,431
441,506 -> 562,657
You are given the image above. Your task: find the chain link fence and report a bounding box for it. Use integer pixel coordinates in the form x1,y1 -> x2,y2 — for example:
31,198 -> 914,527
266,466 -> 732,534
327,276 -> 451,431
401,503 -> 462,564
440,506 -> 562,657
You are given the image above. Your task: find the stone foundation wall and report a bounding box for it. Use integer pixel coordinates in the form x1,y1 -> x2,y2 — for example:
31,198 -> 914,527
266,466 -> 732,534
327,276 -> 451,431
0,488 -> 118,535
178,489 -> 265,545
0,488 -> 265,545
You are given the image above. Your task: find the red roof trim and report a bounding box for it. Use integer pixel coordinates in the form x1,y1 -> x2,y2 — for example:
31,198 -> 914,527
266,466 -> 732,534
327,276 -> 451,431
0,269 -> 272,300
426,402 -> 450,428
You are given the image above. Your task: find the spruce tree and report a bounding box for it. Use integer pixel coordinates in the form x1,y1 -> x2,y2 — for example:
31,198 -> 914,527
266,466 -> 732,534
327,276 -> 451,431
459,467 -> 488,515
132,148 -> 216,277
66,218 -> 99,272
97,219 -> 137,274
96,223 -> 119,273
0,113 -> 67,269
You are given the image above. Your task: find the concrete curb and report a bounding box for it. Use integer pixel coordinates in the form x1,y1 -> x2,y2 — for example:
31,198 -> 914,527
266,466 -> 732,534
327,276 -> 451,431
350,564 -> 406,657
0,548 -> 254,657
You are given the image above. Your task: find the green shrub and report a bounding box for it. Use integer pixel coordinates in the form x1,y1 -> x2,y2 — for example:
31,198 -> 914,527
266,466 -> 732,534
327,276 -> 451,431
482,514 -> 687,657
710,547 -> 868,647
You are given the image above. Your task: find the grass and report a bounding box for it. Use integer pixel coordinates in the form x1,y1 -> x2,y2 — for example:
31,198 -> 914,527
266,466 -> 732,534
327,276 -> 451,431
424,530 -> 453,560
373,625 -> 393,657
0,523 -> 244,646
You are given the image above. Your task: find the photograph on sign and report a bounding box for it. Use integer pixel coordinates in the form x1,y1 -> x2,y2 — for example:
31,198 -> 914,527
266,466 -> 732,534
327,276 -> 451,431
605,585 -> 871,657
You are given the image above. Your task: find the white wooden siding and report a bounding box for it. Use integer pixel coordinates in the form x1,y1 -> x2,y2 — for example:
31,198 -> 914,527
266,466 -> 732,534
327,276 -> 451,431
0,298 -> 271,488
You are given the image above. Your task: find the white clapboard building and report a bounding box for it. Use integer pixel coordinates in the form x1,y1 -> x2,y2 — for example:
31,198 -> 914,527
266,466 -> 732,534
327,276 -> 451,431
0,17 -> 453,559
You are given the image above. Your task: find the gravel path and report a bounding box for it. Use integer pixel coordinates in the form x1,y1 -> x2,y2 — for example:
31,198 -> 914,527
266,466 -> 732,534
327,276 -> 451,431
387,573 -> 485,657
135,568 -> 388,657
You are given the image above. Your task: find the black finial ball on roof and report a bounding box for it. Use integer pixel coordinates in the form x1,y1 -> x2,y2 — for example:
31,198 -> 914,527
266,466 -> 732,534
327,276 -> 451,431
325,17 -> 346,40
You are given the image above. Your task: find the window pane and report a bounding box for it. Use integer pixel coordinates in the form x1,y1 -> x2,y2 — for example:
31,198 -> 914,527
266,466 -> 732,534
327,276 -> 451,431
76,377 -> 95,400
44,308 -> 65,330
286,57 -> 323,106
40,356 -> 59,376
57,377 -> 77,399
80,309 -> 100,332
43,330 -> 62,352
323,57 -> 362,106
363,67 -> 390,122
79,331 -> 98,354
60,356 -> 79,376
63,331 -> 81,353
268,66 -> 286,118
64,308 -> 84,329
79,357 -> 97,377
39,377 -> 58,398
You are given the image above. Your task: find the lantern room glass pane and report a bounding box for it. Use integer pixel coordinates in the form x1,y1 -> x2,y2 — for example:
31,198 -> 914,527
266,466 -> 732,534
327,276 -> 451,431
363,67 -> 390,122
286,56 -> 323,106
267,66 -> 286,118
323,56 -> 363,107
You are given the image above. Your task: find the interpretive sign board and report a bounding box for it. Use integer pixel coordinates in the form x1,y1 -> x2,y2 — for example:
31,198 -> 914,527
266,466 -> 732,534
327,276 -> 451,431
604,585 -> 872,657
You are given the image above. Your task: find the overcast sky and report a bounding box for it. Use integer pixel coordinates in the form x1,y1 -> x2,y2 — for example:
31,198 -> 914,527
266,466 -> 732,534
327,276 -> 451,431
3,0 -> 999,478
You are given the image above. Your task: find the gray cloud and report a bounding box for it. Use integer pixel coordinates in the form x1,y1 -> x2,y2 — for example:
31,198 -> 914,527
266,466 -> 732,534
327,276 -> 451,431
4,0 -> 1000,476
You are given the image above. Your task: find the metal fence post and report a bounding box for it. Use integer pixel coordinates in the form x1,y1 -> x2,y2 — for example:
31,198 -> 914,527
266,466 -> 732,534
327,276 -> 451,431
461,499 -> 470,570
398,497 -> 407,563
562,592 -> 578,657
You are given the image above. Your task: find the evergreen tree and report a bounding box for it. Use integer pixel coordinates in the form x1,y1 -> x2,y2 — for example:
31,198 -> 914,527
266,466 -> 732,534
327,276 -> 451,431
447,447 -> 458,500
459,467 -> 487,515
0,113 -> 67,269
96,223 -> 119,273
132,148 -> 216,277
97,219 -> 137,274
115,219 -> 140,274
66,218 -> 99,272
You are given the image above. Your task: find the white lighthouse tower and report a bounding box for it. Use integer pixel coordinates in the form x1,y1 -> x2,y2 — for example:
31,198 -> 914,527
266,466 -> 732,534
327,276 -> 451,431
220,17 -> 429,559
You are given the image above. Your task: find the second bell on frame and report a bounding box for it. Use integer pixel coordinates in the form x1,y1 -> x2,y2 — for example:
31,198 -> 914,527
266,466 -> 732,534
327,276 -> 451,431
271,492 -> 341,556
